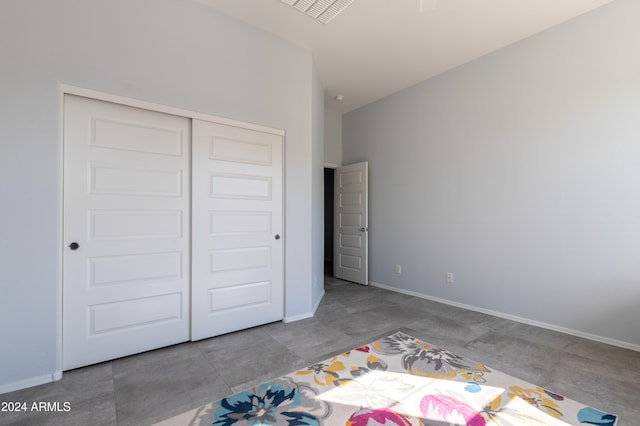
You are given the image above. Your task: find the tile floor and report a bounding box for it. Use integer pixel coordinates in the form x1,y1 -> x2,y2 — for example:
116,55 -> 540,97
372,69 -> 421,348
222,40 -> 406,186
1,276 -> 638,425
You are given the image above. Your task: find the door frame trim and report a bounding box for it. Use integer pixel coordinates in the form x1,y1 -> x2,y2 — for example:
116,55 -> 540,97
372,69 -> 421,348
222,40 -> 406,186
60,85 -> 285,135
57,84 -> 286,379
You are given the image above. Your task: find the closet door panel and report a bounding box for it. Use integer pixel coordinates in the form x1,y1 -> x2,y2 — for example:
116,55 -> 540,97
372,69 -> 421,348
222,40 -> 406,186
63,95 -> 191,370
191,119 -> 283,340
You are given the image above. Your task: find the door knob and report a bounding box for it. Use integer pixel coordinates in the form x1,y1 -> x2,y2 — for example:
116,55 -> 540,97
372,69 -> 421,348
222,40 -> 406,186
359,227 -> 368,232
69,242 -> 80,250
275,234 -> 281,240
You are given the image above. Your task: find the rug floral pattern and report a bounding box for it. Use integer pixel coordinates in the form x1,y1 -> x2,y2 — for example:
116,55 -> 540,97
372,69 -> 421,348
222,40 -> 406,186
157,331 -> 618,426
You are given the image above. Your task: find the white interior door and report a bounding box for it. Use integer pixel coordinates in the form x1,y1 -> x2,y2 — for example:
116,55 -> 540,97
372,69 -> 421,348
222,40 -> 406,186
191,119 -> 284,341
63,95 -> 191,370
334,161 -> 369,285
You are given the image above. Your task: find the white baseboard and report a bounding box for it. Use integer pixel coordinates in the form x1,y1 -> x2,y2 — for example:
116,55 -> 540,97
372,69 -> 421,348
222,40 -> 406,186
283,312 -> 313,323
370,281 -> 640,352
0,371 -> 62,395
312,288 -> 325,315
283,289 -> 325,323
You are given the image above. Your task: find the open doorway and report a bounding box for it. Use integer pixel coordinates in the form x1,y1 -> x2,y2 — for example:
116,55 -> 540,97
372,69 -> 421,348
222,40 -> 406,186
324,167 -> 335,276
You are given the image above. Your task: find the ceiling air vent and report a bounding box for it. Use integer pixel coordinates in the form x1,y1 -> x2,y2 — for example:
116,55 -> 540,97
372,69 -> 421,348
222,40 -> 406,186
281,0 -> 355,24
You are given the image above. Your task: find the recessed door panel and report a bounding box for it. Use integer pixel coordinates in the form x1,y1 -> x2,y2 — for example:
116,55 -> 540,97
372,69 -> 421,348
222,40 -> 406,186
209,136 -> 273,165
90,117 -> 184,156
340,254 -> 362,270
340,192 -> 362,206
209,281 -> 272,313
89,293 -> 183,335
209,247 -> 271,272
209,211 -> 272,236
209,172 -> 272,200
339,213 -> 363,227
89,252 -> 182,287
89,210 -> 182,240
89,164 -> 182,196
340,234 -> 362,250
340,170 -> 363,186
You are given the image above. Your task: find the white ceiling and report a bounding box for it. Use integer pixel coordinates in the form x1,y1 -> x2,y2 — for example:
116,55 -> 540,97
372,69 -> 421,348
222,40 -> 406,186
198,0 -> 614,114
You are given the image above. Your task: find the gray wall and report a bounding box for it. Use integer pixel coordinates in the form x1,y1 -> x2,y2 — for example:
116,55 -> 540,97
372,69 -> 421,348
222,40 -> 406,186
324,110 -> 343,166
312,66 -> 326,307
343,0 -> 640,348
0,0 -> 321,390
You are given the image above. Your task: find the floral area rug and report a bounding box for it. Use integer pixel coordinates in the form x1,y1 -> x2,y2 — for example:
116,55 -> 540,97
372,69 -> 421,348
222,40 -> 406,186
156,331 -> 618,425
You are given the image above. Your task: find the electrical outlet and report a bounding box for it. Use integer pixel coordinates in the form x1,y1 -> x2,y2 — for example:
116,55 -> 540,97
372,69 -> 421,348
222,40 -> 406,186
446,272 -> 454,284
395,264 -> 402,274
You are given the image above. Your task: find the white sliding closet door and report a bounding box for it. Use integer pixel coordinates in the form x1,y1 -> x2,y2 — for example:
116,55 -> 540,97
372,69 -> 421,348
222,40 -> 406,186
191,119 -> 284,341
63,95 -> 191,370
